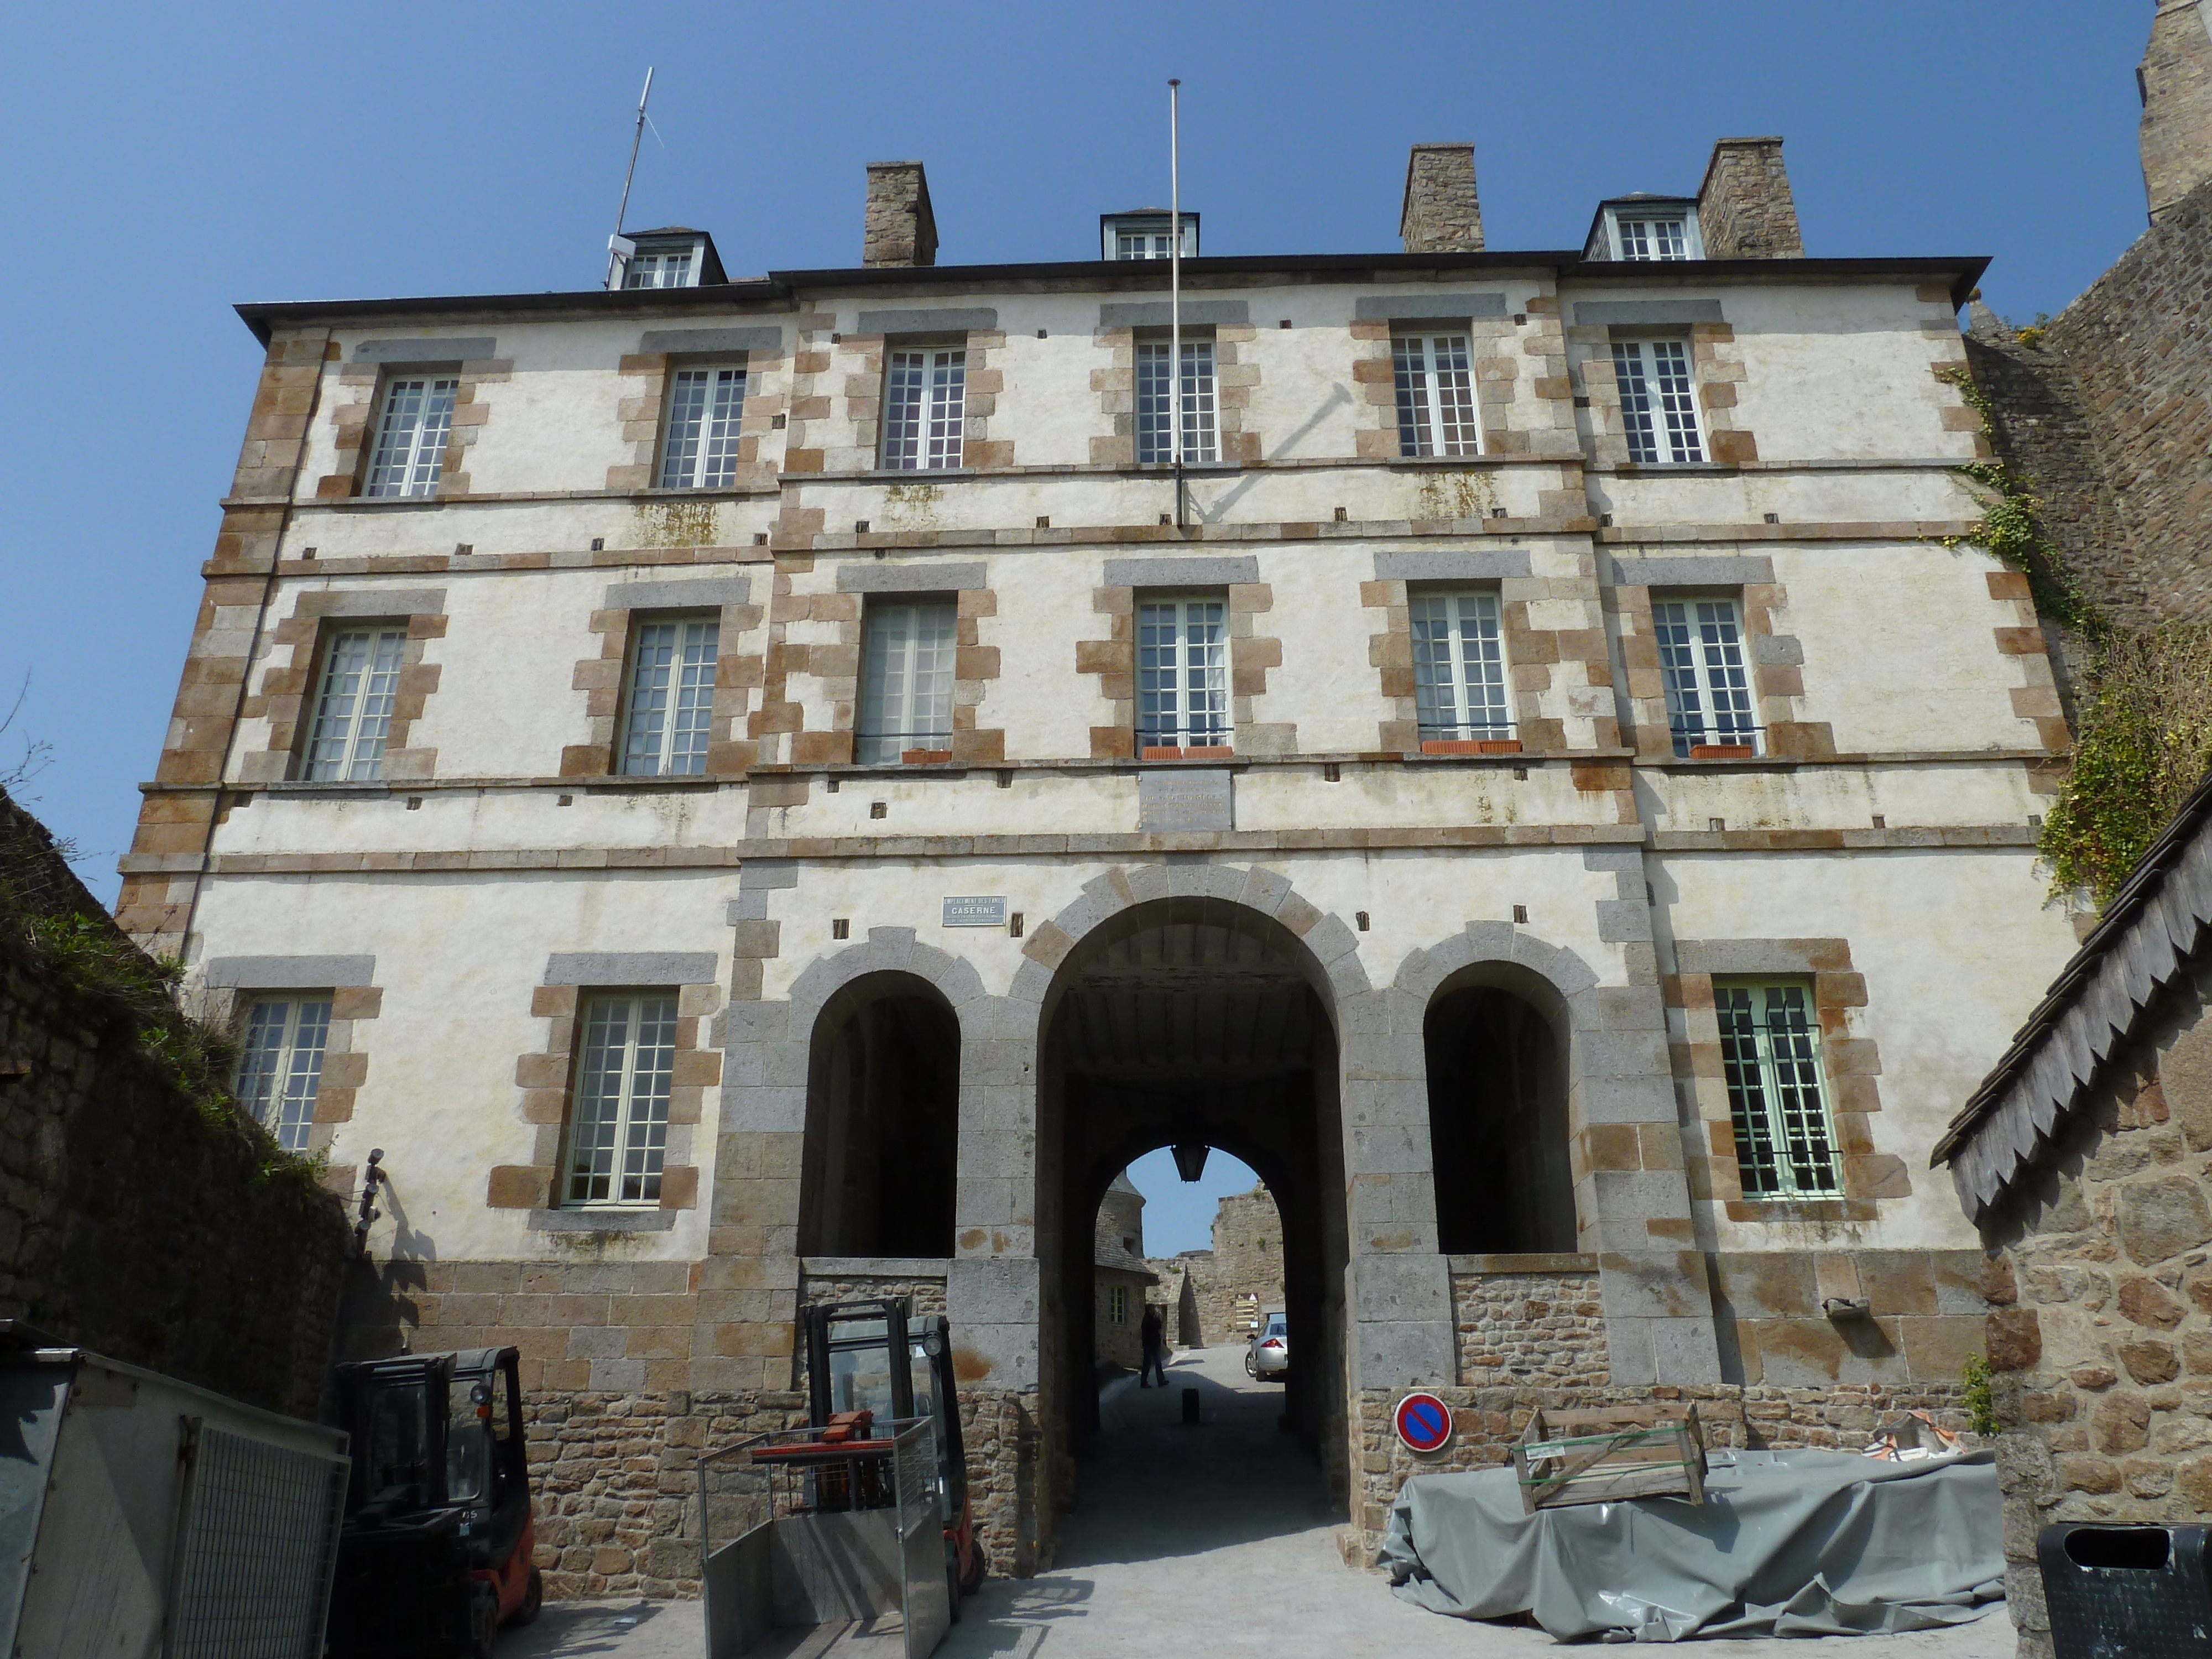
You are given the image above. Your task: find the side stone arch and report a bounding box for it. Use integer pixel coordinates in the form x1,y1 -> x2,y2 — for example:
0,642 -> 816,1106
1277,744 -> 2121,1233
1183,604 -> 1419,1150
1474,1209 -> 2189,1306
1387,921 -> 1723,1386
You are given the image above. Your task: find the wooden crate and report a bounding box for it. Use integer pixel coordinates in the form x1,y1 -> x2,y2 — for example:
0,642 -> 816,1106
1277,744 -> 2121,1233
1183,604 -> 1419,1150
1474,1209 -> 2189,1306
1512,1404 -> 1708,1513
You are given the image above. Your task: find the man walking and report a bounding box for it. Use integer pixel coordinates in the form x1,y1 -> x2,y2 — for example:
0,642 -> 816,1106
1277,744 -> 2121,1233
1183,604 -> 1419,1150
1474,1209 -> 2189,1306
1138,1303 -> 1168,1388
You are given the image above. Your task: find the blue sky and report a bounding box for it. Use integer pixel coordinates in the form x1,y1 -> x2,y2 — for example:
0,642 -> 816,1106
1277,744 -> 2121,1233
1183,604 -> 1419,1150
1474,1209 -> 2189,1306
0,1 -> 2159,891
1125,1146 -> 1264,1256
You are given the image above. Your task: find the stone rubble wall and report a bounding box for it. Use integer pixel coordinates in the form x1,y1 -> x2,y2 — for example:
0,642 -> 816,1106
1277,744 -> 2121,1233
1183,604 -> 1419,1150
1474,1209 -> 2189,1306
1978,977 -> 2212,1659
1974,175 -> 2212,630
1449,1259 -> 1609,1386
0,790 -> 349,1418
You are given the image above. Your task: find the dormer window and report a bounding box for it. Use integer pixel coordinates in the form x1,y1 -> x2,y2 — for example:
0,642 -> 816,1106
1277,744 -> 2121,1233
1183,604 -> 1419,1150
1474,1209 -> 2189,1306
626,245 -> 696,288
1101,210 -> 1198,260
606,228 -> 726,290
1589,200 -> 1704,262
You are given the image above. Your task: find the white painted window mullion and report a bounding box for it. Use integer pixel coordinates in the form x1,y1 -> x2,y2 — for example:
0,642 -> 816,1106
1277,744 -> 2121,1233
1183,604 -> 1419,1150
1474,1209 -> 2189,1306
233,996 -> 332,1153
364,377 -> 457,498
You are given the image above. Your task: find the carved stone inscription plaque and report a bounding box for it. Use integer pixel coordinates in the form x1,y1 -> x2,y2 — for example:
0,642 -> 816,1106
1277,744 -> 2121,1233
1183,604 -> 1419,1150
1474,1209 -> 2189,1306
1137,769 -> 1234,833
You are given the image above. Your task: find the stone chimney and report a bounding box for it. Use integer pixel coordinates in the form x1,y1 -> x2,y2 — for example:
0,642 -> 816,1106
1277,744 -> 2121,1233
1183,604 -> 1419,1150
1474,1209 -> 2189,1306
1399,144 -> 1484,254
863,160 -> 938,267
1695,138 -> 1804,259
2141,1 -> 2212,220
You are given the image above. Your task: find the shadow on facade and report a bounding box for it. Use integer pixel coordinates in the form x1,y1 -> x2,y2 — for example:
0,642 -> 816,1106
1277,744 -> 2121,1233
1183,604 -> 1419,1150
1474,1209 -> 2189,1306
1424,971 -> 1575,1254
799,971 -> 959,1256
1037,898 -> 1351,1517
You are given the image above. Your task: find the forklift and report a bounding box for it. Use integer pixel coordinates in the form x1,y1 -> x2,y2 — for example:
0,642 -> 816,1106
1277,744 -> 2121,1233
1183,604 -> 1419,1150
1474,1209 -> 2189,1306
325,1346 -> 543,1658
698,1299 -> 980,1655
771,1300 -> 984,1604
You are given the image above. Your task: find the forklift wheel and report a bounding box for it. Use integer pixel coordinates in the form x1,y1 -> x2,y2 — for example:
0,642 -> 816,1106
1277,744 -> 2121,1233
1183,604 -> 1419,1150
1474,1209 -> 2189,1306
959,1541 -> 984,1595
506,1567 -> 544,1629
471,1584 -> 500,1658
945,1542 -> 962,1624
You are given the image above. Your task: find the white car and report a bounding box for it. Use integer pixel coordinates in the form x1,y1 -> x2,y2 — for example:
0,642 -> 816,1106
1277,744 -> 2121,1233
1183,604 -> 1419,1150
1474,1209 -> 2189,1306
1245,1310 -> 1288,1379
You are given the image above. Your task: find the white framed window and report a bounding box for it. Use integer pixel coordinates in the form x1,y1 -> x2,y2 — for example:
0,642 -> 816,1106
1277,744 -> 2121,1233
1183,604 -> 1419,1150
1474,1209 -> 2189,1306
624,247 -> 695,288
881,348 -> 966,471
1410,591 -> 1511,742
857,600 -> 956,763
1652,597 -> 1759,757
1607,208 -> 1700,261
620,617 -> 721,776
302,627 -> 406,781
563,993 -> 676,1206
363,377 -> 457,498
1136,593 -> 1229,750
1716,979 -> 1841,1199
657,367 -> 746,488
1612,338 -> 1704,465
1103,212 -> 1197,260
1135,341 -> 1218,464
232,996 -> 332,1154
1109,1284 -> 1130,1325
1392,333 -> 1480,457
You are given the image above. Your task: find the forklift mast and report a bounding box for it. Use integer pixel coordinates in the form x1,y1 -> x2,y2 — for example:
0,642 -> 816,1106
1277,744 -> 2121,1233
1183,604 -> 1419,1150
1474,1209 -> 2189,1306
801,1300 -> 969,1520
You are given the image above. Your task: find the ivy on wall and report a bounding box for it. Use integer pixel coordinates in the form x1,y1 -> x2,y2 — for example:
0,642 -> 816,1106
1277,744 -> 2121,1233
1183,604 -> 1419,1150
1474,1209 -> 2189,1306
2036,624 -> 2212,909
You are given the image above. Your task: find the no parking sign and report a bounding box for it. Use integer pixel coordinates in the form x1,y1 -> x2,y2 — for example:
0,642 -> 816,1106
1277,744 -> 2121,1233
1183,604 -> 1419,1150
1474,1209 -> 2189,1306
1394,1391 -> 1454,1454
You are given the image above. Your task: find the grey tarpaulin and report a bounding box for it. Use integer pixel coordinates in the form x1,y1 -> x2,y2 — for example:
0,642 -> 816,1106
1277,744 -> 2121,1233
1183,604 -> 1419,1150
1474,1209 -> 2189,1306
1381,1448 -> 2005,1642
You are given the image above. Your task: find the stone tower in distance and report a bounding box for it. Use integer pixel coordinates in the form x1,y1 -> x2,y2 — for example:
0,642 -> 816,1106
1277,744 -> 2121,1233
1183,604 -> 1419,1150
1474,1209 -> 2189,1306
2141,0 -> 2212,218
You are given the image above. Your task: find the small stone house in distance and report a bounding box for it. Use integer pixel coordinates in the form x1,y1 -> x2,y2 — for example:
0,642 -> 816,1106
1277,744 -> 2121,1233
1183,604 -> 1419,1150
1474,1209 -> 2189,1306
1092,1172 -> 1157,1370
1934,773 -> 2212,1659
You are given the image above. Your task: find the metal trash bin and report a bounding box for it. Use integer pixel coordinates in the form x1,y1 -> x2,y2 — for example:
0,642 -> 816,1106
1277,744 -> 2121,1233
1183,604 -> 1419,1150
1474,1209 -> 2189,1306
2038,1522 -> 2212,1657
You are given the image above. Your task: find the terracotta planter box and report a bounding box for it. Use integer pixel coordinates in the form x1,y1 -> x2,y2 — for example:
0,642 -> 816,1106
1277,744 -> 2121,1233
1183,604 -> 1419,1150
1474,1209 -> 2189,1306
900,749 -> 953,764
1689,744 -> 1756,760
1420,739 -> 1523,755
1141,745 -> 1233,761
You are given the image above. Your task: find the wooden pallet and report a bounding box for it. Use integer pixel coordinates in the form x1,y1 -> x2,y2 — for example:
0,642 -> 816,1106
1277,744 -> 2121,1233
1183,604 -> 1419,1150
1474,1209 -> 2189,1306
1513,1404 -> 1708,1513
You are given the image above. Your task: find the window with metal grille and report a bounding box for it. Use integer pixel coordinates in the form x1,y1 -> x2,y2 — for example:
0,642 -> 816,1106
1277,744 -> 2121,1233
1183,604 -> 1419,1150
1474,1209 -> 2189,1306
1135,340 -> 1218,463
856,600 -> 955,763
1410,591 -> 1511,742
1612,339 -> 1704,464
1136,594 -> 1229,749
1717,979 -> 1842,1198
620,616 -> 721,775
302,627 -> 406,781
1653,597 -> 1759,757
1393,333 -> 1480,457
881,348 -> 966,470
564,993 -> 676,1205
232,997 -> 331,1153
363,377 -> 457,497
624,247 -> 695,288
1613,214 -> 1692,260
658,367 -> 746,488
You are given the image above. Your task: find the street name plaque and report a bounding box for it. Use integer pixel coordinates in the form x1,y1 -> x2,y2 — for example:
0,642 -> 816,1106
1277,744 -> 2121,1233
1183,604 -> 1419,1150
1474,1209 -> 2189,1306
941,895 -> 1009,928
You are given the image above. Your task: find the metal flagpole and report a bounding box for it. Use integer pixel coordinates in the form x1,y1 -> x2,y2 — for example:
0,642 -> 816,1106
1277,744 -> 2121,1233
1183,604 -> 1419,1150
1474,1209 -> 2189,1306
606,68 -> 655,288
1169,79 -> 1184,530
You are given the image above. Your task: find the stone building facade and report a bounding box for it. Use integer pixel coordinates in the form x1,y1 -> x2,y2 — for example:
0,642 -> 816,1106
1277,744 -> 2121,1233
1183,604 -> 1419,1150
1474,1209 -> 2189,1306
121,128 -> 2078,1578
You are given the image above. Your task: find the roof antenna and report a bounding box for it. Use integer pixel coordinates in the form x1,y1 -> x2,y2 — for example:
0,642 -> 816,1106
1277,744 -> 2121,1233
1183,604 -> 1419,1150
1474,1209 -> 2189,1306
605,67 -> 655,290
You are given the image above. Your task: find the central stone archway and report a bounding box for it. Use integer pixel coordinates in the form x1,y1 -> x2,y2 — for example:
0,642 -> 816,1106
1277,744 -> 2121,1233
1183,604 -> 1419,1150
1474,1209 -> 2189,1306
1039,898 -> 1350,1500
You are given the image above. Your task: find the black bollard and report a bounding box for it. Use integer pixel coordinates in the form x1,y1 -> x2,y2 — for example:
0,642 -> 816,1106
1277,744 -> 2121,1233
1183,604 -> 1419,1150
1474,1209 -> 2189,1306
1182,1386 -> 1201,1425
